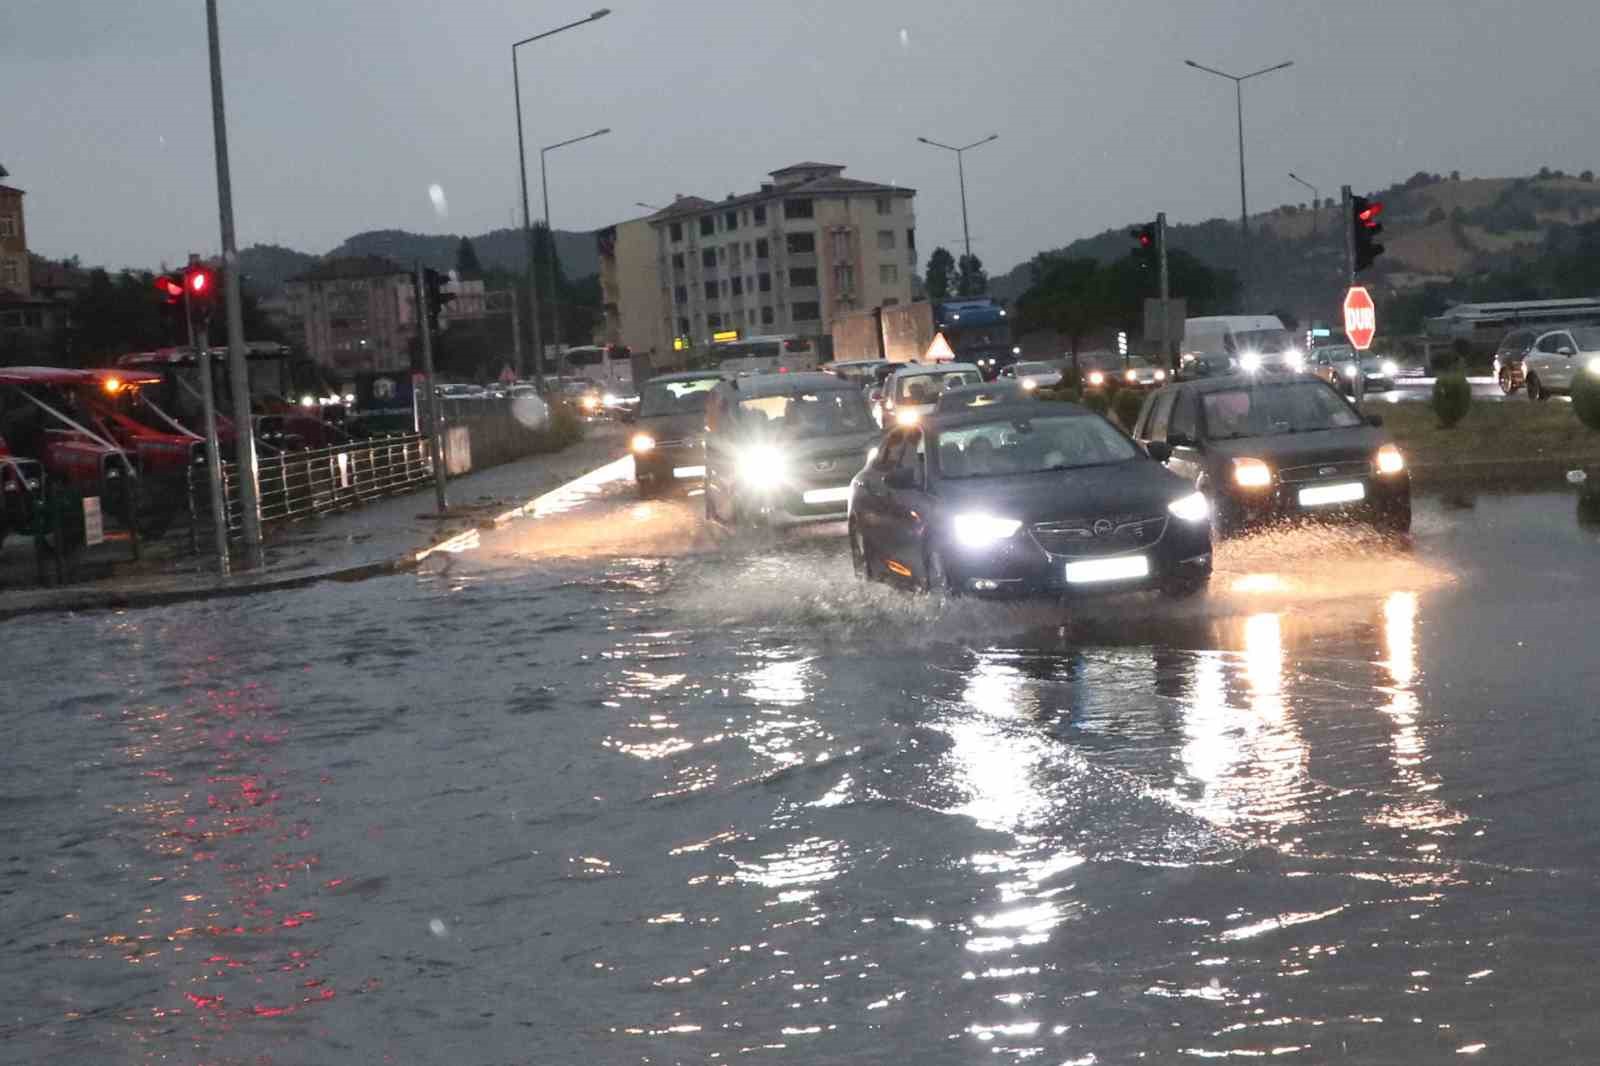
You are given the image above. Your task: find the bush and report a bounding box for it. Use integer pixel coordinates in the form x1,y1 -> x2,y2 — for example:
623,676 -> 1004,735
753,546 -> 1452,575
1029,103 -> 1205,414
1081,390 -> 1111,416
1113,389 -> 1144,431
1432,372 -> 1472,428
1574,369 -> 1600,431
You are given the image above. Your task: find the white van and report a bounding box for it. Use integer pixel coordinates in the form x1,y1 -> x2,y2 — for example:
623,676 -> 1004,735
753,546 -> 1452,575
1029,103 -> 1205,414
1181,315 -> 1304,377
880,362 -> 984,428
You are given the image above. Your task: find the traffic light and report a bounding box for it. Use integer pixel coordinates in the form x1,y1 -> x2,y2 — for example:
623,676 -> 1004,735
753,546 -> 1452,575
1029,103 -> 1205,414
421,268 -> 455,331
184,263 -> 217,319
155,274 -> 185,304
1130,222 -> 1157,271
1352,194 -> 1385,273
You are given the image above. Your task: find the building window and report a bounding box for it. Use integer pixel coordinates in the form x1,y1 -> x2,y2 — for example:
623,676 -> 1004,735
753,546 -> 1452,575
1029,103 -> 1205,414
877,229 -> 896,251
761,306 -> 775,326
724,210 -> 738,230
753,204 -> 767,225
875,196 -> 892,215
907,226 -> 916,251
883,297 -> 900,307
701,248 -> 717,268
704,280 -> 719,300
731,275 -> 744,295
678,317 -> 690,335
708,313 -> 722,330
836,265 -> 855,291
758,272 -> 772,293
790,267 -> 818,288
671,252 -> 685,269
792,301 -> 821,322
729,243 -> 741,265
669,222 -> 683,243
744,242 -> 753,257
0,215 -> 15,238
700,216 -> 715,237
880,264 -> 899,285
674,285 -> 688,304
784,199 -> 813,220
0,258 -> 18,287
786,232 -> 815,255
755,238 -> 770,259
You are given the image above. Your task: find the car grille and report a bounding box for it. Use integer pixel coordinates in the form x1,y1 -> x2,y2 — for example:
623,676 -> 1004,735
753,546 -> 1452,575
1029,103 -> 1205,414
1278,459 -> 1373,484
1031,514 -> 1167,556
654,437 -> 698,449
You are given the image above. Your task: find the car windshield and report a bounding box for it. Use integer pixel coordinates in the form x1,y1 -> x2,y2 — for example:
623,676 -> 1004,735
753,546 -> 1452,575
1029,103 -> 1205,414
895,370 -> 980,404
737,388 -> 874,439
1232,328 -> 1294,353
640,377 -> 720,416
935,414 -> 1138,478
1318,346 -> 1356,362
1572,328 -> 1600,350
1201,382 -> 1364,439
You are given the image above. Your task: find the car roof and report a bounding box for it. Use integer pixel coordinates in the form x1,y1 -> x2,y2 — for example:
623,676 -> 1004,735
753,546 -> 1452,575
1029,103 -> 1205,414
1167,373 -> 1331,393
936,382 -> 1032,410
725,371 -> 854,398
646,370 -> 727,383
924,399 -> 1092,432
894,362 -> 979,375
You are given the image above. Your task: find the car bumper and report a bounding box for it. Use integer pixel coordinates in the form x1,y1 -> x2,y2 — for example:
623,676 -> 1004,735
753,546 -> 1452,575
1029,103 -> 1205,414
937,519 -> 1213,600
1223,473 -> 1411,529
634,444 -> 705,484
738,478 -> 855,524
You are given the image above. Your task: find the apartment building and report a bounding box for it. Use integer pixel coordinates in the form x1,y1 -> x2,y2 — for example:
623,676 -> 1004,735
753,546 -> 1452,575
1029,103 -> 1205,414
284,256 -> 419,374
0,183 -> 29,298
599,163 -> 916,364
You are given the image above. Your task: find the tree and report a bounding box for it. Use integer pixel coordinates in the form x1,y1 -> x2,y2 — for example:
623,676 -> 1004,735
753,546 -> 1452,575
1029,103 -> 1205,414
1450,170 -> 1462,181
956,253 -> 987,297
1014,255 -> 1112,375
1582,170 -> 1595,183
455,236 -> 483,280
924,247 -> 956,300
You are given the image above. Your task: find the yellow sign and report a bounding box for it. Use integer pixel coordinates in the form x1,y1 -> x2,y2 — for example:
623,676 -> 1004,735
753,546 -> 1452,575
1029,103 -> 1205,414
673,337 -> 687,351
712,330 -> 740,343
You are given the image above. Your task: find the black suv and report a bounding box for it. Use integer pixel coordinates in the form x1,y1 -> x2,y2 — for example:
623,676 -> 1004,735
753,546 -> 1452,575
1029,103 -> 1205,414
1493,328 -> 1538,395
1132,375 -> 1411,534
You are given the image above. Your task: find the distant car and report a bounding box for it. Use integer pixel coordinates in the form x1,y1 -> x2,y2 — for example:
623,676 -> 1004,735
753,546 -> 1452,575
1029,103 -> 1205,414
936,381 -> 1034,413
880,363 -> 984,428
629,371 -> 725,497
998,361 -> 1063,391
702,372 -> 879,527
847,400 -> 1212,599
1524,326 -> 1600,401
1492,328 -> 1538,395
437,383 -> 485,400
1113,356 -> 1169,392
1311,345 -> 1399,394
823,359 -> 893,387
1131,375 -> 1411,535
1075,352 -> 1169,392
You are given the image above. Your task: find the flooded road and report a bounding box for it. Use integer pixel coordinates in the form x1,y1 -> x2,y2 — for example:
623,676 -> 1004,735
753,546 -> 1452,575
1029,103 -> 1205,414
4,471 -> 1600,1064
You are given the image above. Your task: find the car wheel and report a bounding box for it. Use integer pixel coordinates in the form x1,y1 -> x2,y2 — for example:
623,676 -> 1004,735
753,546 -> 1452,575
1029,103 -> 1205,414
849,521 -> 871,580
1499,369 -> 1516,395
922,546 -> 957,597
636,476 -> 658,500
1528,374 -> 1547,402
704,484 -> 720,524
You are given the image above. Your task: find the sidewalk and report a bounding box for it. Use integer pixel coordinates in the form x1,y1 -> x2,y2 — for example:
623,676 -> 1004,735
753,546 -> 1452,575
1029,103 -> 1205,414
0,424 -> 627,621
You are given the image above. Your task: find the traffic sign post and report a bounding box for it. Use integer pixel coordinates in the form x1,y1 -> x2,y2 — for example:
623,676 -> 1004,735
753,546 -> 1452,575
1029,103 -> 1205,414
1344,285 -> 1377,407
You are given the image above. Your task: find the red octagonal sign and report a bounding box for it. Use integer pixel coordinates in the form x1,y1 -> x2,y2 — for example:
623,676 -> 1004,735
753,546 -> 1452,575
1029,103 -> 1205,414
1344,285 -> 1377,351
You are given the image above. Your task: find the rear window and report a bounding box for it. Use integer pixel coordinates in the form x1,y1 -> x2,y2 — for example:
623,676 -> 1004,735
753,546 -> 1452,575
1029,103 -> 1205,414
896,370 -> 980,404
737,388 -> 874,439
640,377 -> 720,416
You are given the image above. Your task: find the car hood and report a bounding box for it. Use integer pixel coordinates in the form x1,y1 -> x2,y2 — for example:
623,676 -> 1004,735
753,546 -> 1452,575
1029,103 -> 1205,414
732,429 -> 880,464
638,412 -> 705,440
936,459 -> 1190,523
1205,426 -> 1388,466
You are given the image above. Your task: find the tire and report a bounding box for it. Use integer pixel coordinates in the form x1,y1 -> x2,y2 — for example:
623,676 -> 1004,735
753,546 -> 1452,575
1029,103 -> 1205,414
1528,374 -> 1547,402
704,483 -> 720,524
1499,369 -> 1516,395
636,476 -> 659,500
849,521 -> 871,580
922,546 -> 956,597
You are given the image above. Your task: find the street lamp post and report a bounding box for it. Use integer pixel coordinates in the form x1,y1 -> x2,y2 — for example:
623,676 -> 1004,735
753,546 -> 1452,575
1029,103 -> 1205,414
915,134 -> 998,267
1184,58 -> 1293,302
1288,171 -> 1320,236
541,127 -> 611,356
512,8 -> 611,390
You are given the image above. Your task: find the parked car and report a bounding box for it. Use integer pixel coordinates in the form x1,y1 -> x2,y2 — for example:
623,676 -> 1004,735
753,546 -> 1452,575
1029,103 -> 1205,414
1131,375 -> 1411,535
1524,326 -> 1600,400
879,363 -> 984,428
629,370 -> 725,497
1492,328 -> 1538,395
1311,345 -> 1399,394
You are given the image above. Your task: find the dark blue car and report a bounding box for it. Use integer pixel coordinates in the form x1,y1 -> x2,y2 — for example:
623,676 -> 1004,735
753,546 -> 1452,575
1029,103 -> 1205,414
846,401 -> 1213,600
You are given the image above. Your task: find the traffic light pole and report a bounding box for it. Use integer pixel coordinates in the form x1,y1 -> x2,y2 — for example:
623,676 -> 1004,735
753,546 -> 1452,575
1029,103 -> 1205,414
1157,211 -> 1172,372
205,0 -> 264,569
1340,184 -> 1363,408
185,267 -> 230,574
415,264 -> 449,513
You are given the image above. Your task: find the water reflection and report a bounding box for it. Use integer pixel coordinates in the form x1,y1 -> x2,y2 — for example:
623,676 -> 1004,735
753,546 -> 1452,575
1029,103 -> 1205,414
1371,590 -> 1465,837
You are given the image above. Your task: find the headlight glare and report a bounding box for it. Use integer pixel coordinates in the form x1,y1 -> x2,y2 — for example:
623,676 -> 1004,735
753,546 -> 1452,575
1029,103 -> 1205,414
1587,356 -> 1600,376
1087,370 -> 1105,387
1344,364 -> 1359,379
1168,491 -> 1211,523
1233,457 -> 1273,488
1376,444 -> 1405,475
1239,352 -> 1262,373
952,513 -> 1022,547
1283,349 -> 1305,372
1021,378 -> 1038,391
737,444 -> 785,484
895,408 -> 920,426
1381,360 -> 1399,377
630,433 -> 656,453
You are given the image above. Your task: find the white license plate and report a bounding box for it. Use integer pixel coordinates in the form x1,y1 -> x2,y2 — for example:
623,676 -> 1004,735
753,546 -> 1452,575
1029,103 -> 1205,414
1065,554 -> 1150,584
802,486 -> 851,504
673,465 -> 705,478
1298,481 -> 1365,507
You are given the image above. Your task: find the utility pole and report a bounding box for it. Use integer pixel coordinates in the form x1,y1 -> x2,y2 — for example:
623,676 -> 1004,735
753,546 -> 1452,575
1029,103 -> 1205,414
186,254 -> 229,573
205,0 -> 264,569
415,263 -> 449,512
1341,184 -> 1363,407
1157,211 -> 1173,372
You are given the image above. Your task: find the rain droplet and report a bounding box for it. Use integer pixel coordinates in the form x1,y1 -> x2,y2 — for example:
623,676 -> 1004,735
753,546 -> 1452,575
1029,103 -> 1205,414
1567,469 -> 1588,484
898,28 -> 909,49
428,184 -> 449,219
428,918 -> 448,938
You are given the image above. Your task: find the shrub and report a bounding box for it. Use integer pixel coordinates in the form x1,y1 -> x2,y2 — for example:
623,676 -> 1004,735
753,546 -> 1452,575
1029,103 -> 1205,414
1432,372 -> 1472,428
1574,368 -> 1600,431
1113,389 -> 1144,431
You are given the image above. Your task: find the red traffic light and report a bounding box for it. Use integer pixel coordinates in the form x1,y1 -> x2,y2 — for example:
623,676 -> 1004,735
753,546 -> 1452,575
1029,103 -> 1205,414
155,275 -> 184,303
1357,200 -> 1384,227
185,265 -> 215,297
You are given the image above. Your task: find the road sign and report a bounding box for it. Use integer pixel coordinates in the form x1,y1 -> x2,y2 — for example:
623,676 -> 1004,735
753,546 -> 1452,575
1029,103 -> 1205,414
1344,286 -> 1377,351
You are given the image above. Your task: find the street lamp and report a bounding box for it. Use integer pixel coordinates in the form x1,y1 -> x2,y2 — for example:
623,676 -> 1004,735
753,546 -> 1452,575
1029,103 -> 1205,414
1184,58 -> 1293,299
1288,171 -> 1320,235
512,8 -> 611,388
542,127 -> 612,356
916,134 -> 998,266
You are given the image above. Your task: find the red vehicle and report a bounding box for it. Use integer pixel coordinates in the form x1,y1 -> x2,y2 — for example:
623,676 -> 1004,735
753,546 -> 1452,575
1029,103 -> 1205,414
0,433 -> 45,549
0,367 -> 190,537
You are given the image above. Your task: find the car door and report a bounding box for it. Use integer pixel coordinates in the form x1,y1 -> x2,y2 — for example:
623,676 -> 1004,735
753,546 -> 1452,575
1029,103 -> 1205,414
1136,387 -> 1176,449
885,428 -> 932,582
853,428 -> 906,551
1550,331 -> 1580,390
1530,332 -> 1563,386
1164,389 -> 1206,486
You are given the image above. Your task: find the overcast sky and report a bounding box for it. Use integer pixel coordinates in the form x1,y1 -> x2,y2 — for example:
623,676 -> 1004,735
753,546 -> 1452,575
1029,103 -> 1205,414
4,0 -> 1596,275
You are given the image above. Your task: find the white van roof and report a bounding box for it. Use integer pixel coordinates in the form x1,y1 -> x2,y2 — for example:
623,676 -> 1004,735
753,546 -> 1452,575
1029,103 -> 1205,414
1184,315 -> 1286,333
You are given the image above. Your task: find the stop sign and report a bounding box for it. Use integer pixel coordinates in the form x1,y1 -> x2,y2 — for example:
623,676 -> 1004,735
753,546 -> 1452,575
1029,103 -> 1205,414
1344,285 -> 1377,351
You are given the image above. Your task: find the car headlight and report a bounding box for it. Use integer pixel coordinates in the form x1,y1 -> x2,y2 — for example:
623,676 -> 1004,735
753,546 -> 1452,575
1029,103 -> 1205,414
952,513 -> 1022,547
1587,356 -> 1600,376
1125,369 -> 1138,383
1381,360 -> 1399,377
602,392 -> 620,406
1239,352 -> 1262,373
737,444 -> 785,484
895,408 -> 920,426
1168,491 -> 1211,523
300,394 -> 316,407
631,433 -> 656,453
1021,377 -> 1038,391
1154,368 -> 1167,381
1087,370 -> 1105,387
1232,457 -> 1272,488
1376,444 -> 1405,475
1344,364 -> 1359,379
1283,349 -> 1305,372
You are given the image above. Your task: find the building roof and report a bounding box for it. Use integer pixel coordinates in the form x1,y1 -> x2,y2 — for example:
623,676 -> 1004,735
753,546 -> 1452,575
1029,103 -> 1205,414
0,184 -> 22,197
640,167 -> 914,224
769,162 -> 846,175
287,254 -> 408,283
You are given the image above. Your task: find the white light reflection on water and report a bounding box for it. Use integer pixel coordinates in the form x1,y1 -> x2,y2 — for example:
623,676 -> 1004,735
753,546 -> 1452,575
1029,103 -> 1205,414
1372,591 -> 1465,838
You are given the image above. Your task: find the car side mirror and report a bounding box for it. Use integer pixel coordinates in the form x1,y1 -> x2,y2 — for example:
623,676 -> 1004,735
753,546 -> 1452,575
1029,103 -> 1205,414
1145,440 -> 1173,463
1365,413 -> 1384,427
1559,347 -> 1576,357
884,467 -> 916,490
